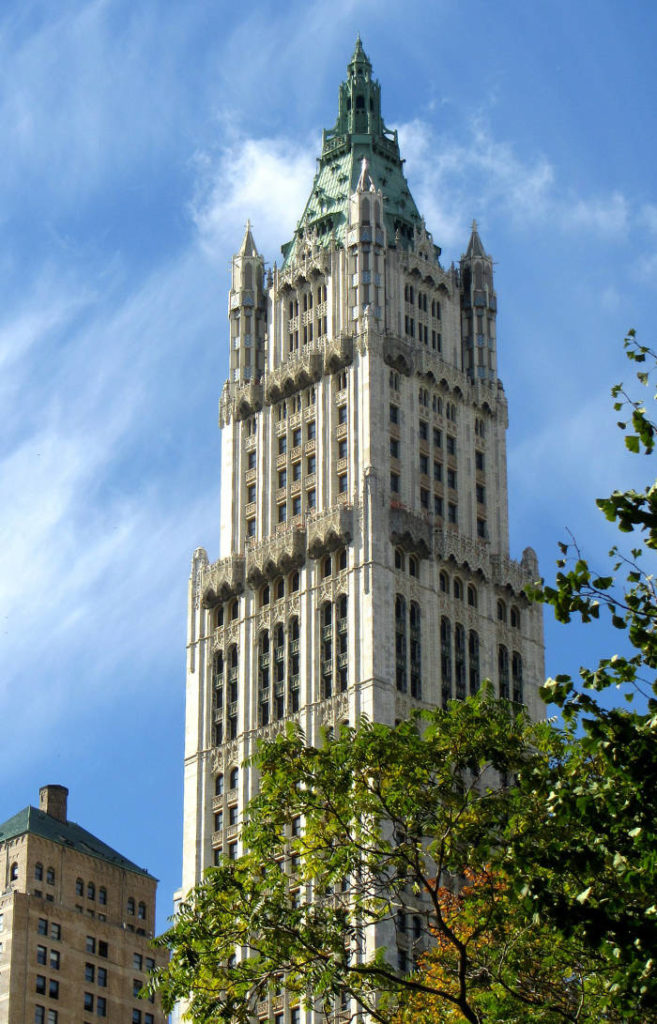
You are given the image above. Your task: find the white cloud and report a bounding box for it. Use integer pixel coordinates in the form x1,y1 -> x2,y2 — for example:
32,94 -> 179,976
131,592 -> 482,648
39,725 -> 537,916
398,117 -> 631,251
192,131 -> 317,262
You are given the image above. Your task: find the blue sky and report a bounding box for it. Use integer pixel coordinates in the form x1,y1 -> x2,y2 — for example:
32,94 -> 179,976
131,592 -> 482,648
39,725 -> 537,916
1,0 -> 656,931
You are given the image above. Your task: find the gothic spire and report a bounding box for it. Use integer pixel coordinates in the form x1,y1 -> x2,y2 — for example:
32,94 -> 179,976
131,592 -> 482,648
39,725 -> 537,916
238,220 -> 259,258
465,219 -> 487,259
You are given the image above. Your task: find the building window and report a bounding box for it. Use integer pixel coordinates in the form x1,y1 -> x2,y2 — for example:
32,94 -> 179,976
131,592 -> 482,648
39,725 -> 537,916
321,601 -> 333,699
35,1008 -> 45,1024
390,403 -> 399,424
133,1011 -> 142,1024
512,651 -> 524,704
278,502 -> 287,523
477,518 -> 487,539
37,945 -> 47,965
76,878 -> 84,897
307,454 -> 316,475
246,517 -> 255,537
510,606 -> 521,629
307,420 -> 316,440
278,436 -> 287,455
441,617 -> 452,707
230,767 -> 239,790
307,488 -> 316,509
469,630 -> 480,695
37,918 -> 47,936
127,897 -> 135,916
49,950 -> 59,970
51,923 -> 60,941
497,599 -> 507,623
98,940 -> 108,959
455,623 -> 466,700
475,449 -> 485,471
10,863 -> 18,881
36,975 -> 46,994
97,996 -> 107,1017
395,595 -> 407,693
292,495 -> 301,516
498,645 -> 510,699
419,420 -> 428,441
467,584 -> 478,608
447,468 -> 457,490
338,473 -> 348,494
390,437 -> 400,459
98,888 -> 106,906
448,503 -> 457,524
446,435 -> 456,456
48,979 -> 59,999
215,773 -> 224,796
390,472 -> 400,494
410,601 -> 422,699
248,450 -> 256,470
86,936 -> 96,954
35,863 -> 44,881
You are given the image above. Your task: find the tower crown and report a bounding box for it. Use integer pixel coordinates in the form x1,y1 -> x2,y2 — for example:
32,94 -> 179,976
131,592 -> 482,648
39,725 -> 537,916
281,39 -> 432,266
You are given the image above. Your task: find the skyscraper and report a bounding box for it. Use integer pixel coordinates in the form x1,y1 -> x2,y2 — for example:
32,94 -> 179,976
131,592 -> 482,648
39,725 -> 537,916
181,33 -> 544,942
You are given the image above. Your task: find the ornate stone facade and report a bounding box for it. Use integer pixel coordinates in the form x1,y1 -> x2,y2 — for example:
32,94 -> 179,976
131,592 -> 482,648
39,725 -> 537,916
181,39 -> 544,1023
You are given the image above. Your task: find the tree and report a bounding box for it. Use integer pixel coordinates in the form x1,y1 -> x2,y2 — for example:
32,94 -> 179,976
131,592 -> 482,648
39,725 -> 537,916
153,693 -> 562,1024
511,331 -> 657,1016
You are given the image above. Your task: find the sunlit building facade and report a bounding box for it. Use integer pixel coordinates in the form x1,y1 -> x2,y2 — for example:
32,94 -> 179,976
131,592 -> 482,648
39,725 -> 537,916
181,39 -> 544,1022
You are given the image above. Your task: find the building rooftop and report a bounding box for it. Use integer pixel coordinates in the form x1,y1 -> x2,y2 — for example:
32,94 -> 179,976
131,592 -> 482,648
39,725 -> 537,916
281,37 -> 436,267
0,804 -> 154,879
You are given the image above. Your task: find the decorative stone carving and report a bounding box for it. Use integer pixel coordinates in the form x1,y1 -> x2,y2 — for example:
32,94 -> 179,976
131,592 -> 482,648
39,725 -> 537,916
323,332 -> 354,373
219,380 -> 264,426
264,349 -> 323,404
383,334 -> 413,376
201,555 -> 245,608
434,532 -> 489,577
307,503 -> 354,558
490,554 -> 533,596
389,506 -> 432,558
246,526 -> 307,585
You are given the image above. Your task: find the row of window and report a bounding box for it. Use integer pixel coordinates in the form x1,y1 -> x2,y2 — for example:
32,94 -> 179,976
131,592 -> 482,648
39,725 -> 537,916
403,284 -> 441,319
33,864 -> 56,885
215,768 -> 240,796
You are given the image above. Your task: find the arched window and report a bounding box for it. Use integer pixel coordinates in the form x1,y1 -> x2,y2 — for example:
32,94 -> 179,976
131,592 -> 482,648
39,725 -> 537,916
395,548 -> 405,571
454,578 -> 463,601
510,606 -> 521,629
9,863 -> 18,881
244,263 -> 253,289
321,601 -> 333,699
322,555 -> 332,578
35,863 -> 43,882
497,599 -> 507,623
98,887 -> 107,906
229,767 -> 239,790
439,571 -> 449,594
512,651 -> 524,704
467,584 -> 477,608
410,602 -> 422,699
87,882 -> 95,901
261,584 -> 270,607
440,617 -> 452,707
469,631 -> 480,695
274,623 -> 285,720
288,615 -> 300,712
231,599 -> 239,621
337,594 -> 348,692
138,901 -> 146,920
46,867 -> 55,886
215,606 -> 224,629
409,556 -> 418,579
127,897 -> 135,915
395,595 -> 407,693
455,623 -> 466,700
258,630 -> 270,726
76,877 -> 84,897
290,570 -> 300,592
361,197 -> 370,224
276,578 -> 285,600
338,548 -> 347,571
498,645 -> 510,699
215,774 -> 224,796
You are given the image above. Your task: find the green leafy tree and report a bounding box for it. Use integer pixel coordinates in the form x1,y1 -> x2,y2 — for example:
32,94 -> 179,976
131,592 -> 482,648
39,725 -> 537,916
153,693 -> 560,1024
513,331 -> 657,1015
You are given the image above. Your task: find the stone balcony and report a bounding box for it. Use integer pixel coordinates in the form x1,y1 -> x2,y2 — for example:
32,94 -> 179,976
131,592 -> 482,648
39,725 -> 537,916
323,332 -> 354,373
246,525 -> 307,585
389,505 -> 432,558
219,379 -> 264,426
264,348 -> 323,404
200,554 -> 246,608
307,503 -> 354,558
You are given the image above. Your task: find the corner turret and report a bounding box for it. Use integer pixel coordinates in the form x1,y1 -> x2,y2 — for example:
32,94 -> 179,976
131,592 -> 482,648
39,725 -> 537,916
460,220 -> 497,383
228,222 -> 266,384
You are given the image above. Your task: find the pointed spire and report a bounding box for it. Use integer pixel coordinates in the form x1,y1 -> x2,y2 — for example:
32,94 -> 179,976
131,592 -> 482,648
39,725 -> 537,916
349,34 -> 371,74
238,220 -> 259,258
465,219 -> 486,258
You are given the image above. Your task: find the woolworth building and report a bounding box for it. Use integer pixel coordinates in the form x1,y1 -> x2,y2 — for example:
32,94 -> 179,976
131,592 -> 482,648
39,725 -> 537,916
180,38 -> 544,1017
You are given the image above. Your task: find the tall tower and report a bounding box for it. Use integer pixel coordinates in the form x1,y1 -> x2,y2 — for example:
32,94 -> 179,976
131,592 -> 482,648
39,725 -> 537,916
181,37 -> 544,989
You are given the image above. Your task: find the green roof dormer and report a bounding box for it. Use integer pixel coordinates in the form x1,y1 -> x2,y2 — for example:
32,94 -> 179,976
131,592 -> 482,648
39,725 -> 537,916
281,39 -> 430,267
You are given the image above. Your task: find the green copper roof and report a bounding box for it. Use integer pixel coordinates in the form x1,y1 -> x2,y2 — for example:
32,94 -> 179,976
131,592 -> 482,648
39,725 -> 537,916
0,805 -> 154,879
281,39 -> 428,266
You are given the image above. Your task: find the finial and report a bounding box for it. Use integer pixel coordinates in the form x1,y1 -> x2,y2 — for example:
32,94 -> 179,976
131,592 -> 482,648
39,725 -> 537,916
472,218 -> 477,232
